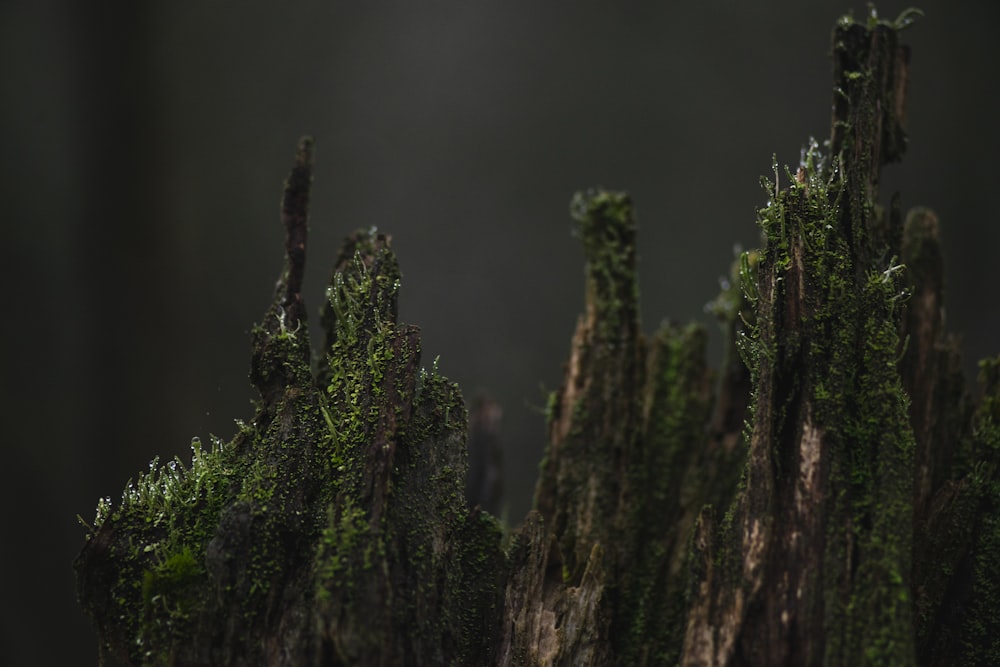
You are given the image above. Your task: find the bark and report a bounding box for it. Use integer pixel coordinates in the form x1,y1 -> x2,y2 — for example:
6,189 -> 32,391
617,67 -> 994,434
76,10 -> 1000,666
681,15 -> 1000,666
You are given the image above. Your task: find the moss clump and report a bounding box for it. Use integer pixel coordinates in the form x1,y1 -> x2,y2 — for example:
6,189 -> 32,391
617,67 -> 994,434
76,434 -> 238,664
570,188 -> 639,343
745,132 -> 916,663
76,144 -> 504,666
312,236 -> 502,661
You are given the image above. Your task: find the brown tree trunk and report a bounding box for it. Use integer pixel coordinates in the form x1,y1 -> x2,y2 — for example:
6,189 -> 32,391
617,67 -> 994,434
76,11 -> 1000,666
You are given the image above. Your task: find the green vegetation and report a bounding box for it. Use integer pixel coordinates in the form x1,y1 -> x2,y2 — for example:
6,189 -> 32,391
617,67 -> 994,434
76,11 -> 1000,666
76,146 -> 504,665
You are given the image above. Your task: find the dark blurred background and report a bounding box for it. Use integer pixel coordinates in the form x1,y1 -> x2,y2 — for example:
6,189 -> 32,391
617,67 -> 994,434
2,1 -> 997,663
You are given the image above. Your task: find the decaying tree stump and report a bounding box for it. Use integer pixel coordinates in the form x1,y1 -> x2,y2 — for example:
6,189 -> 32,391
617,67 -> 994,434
76,10 -> 999,666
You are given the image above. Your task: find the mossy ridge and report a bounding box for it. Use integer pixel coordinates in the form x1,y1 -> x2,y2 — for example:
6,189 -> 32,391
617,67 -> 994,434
898,207 -> 972,531
919,357 -> 1000,665
760,143 -> 914,664
78,271 -> 337,664
744,18 -> 999,652
900,206 -> 1000,665
615,321 -> 714,665
529,189 -> 752,664
535,188 -> 642,586
76,146 -> 504,666
76,435 -> 235,664
699,11 -> 925,663
570,188 -> 639,344
684,13 -> 922,653
311,228 -> 504,665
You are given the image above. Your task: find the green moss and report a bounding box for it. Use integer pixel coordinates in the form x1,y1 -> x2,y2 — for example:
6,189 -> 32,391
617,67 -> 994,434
141,545 -> 202,615
729,126 -> 917,663
616,322 -> 714,664
570,188 -> 638,341
955,356 -> 1000,663
78,226 -> 504,665
306,229 -> 504,663
315,500 -> 370,596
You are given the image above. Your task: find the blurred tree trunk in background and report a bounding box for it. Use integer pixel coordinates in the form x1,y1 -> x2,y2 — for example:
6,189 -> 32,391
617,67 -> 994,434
75,12 -> 1000,666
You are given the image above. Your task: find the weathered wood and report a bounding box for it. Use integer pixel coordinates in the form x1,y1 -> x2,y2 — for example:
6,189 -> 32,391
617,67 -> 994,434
76,10 -> 1000,666
682,12 -> 1000,666
76,139 -> 505,666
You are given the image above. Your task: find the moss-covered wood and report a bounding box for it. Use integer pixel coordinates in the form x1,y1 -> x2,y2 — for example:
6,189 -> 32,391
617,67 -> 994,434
75,140 -> 505,666
76,9 -> 1000,666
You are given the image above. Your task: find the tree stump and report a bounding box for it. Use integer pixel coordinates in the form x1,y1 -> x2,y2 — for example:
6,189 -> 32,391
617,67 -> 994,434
76,10 -> 1000,666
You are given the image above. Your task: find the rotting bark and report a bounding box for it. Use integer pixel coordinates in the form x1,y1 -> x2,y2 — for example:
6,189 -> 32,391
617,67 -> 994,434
76,9 -> 1000,667
75,140 -> 505,666
680,12 -> 1000,666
